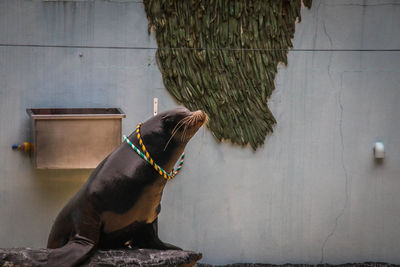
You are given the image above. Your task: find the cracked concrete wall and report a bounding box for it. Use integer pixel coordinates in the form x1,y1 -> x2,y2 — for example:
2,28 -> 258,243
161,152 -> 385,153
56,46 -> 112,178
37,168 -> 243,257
0,0 -> 400,265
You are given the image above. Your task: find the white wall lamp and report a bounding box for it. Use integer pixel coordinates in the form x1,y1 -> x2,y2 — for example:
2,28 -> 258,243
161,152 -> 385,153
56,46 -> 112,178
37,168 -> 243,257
374,141 -> 385,159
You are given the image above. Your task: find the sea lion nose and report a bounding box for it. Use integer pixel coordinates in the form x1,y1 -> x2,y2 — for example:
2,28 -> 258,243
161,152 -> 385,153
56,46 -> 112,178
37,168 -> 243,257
193,110 -> 205,115
193,110 -> 207,122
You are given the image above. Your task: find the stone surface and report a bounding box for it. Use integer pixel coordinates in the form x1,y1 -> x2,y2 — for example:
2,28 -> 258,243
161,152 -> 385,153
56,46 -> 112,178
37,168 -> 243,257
0,248 -> 202,266
196,264 -> 397,267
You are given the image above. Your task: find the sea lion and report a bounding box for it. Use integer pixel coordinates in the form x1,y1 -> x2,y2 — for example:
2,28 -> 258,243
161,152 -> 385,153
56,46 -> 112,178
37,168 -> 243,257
46,107 -> 206,267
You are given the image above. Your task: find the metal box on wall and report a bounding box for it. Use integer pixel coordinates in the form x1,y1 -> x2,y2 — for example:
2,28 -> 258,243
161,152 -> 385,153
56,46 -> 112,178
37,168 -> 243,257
27,108 -> 125,169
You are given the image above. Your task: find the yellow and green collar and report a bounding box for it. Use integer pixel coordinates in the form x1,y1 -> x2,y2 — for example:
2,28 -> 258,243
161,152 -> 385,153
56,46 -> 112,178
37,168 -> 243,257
123,123 -> 185,180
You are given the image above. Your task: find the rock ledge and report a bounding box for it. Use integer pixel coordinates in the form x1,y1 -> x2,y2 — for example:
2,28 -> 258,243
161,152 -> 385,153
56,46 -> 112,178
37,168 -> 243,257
0,247 -> 202,266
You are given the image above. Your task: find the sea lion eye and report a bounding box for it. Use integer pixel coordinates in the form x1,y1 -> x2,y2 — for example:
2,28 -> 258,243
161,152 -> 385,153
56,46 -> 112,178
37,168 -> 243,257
162,115 -> 174,123
162,116 -> 177,129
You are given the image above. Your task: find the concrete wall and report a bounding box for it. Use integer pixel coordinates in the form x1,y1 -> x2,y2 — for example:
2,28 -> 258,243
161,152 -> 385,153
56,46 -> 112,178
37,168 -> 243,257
0,0 -> 399,264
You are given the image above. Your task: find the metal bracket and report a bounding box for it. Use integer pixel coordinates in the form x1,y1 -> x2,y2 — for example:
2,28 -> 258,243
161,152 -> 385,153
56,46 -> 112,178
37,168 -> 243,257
154,98 -> 158,116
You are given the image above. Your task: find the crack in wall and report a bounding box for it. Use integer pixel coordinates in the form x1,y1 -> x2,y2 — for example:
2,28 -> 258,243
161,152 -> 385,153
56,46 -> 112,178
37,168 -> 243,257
311,0 -> 322,64
319,73 -> 350,263
322,1 -> 334,82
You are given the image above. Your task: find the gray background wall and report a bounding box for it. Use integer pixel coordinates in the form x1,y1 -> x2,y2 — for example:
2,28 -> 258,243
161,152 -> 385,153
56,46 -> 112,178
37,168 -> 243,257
1,0 -> 400,265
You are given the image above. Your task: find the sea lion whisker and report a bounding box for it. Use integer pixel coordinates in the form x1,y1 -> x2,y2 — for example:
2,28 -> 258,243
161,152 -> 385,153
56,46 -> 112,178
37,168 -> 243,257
164,122 -> 185,151
171,117 -> 188,136
171,117 -> 191,138
164,129 -> 180,151
181,123 -> 189,142
164,117 -> 191,151
191,116 -> 197,126
189,116 -> 196,126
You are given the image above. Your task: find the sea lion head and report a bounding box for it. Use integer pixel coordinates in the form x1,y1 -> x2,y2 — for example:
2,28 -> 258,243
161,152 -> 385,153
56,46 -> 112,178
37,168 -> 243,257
161,107 -> 207,144
135,107 -> 206,168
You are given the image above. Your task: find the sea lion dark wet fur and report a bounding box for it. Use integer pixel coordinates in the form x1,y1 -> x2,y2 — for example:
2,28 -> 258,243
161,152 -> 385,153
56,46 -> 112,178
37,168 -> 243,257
46,107 -> 206,267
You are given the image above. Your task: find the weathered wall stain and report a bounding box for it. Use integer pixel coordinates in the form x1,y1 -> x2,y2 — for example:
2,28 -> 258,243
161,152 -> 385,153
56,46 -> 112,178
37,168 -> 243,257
143,0 -> 312,149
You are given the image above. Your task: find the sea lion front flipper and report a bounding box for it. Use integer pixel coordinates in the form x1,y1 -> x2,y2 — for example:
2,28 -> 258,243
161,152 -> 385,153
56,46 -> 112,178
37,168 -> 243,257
151,219 -> 182,250
132,219 -> 182,250
46,234 -> 97,267
47,204 -> 101,267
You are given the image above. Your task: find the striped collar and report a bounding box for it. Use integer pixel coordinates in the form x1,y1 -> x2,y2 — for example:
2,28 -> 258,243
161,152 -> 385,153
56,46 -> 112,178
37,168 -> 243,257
123,123 -> 184,180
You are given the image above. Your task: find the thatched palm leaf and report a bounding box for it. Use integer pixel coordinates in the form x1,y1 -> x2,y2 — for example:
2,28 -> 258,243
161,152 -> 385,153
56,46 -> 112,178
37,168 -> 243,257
143,0 -> 312,150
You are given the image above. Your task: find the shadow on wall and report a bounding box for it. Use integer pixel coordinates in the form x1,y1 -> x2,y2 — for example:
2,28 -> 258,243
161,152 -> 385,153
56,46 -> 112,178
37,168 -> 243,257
30,169 -> 90,220
33,169 -> 90,200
